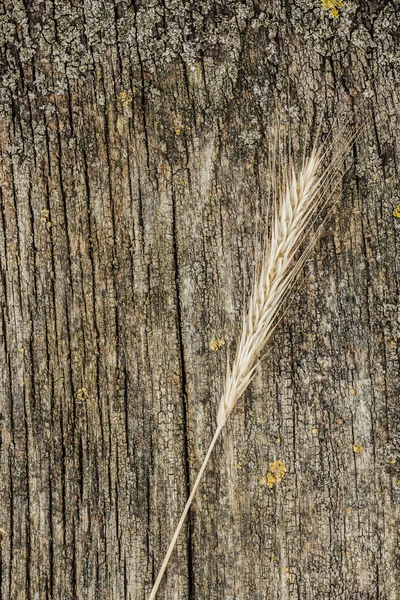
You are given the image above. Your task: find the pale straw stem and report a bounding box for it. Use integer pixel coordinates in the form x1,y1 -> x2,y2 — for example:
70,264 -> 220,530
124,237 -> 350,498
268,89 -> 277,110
148,424 -> 223,600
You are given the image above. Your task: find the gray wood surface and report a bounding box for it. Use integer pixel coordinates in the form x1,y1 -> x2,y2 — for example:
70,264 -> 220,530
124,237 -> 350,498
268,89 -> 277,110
1,1 -> 400,598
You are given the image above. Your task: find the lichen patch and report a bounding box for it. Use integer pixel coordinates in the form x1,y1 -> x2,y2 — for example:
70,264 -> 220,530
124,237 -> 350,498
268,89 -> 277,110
209,338 -> 225,351
352,444 -> 364,454
321,0 -> 344,18
77,387 -> 88,401
260,460 -> 287,488
118,91 -> 133,106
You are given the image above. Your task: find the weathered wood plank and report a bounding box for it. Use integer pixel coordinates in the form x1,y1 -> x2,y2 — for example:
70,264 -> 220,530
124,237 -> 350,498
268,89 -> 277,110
0,1 -> 399,599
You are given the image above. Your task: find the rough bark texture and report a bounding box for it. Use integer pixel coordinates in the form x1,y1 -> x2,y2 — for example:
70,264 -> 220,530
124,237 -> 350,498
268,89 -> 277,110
1,1 -> 400,599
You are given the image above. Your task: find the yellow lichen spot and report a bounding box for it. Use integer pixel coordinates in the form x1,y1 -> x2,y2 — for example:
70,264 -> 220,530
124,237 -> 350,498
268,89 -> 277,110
265,460 -> 287,488
209,338 -> 225,351
236,462 -> 243,470
390,339 -> 397,348
352,444 -> 364,454
397,480 -> 400,486
349,387 -> 356,396
118,91 -> 133,106
275,437 -> 281,444
391,459 -> 397,464
393,205 -> 400,219
321,0 -> 344,18
19,347 -> 24,354
77,387 -> 88,401
40,208 -> 52,229
270,459 -> 287,480
41,208 -> 49,222
312,427 -> 318,436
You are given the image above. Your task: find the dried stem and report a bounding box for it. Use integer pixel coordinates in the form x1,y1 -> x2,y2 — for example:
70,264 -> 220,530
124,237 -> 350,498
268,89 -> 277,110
148,425 -> 223,600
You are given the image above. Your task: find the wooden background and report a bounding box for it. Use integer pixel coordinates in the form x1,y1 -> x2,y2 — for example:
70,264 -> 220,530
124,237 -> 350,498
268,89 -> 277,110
1,1 -> 400,598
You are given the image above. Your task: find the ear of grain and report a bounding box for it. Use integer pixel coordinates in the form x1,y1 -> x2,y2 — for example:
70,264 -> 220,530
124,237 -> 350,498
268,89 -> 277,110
148,143 -> 336,600
217,149 -> 321,426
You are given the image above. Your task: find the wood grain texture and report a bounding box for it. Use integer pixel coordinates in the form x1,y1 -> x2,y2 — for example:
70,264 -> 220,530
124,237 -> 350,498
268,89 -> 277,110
0,1 -> 399,599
